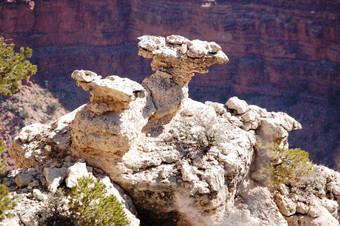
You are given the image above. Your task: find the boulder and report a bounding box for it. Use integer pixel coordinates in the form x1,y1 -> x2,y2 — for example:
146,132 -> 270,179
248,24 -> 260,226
65,162 -> 89,188
15,170 -> 35,188
226,96 -> 249,114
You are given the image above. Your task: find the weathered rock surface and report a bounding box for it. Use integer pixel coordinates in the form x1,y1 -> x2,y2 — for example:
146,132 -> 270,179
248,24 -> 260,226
43,167 -> 67,193
1,158 -> 140,226
138,35 -> 228,119
1,0 -> 338,171
8,36 -> 340,225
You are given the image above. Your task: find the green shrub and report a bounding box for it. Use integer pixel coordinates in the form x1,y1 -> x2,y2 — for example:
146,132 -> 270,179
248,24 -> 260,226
0,184 -> 17,221
0,139 -> 17,222
256,142 -> 314,187
0,36 -> 37,96
176,117 -> 224,154
38,188 -> 74,226
68,176 -> 130,226
0,140 -> 6,174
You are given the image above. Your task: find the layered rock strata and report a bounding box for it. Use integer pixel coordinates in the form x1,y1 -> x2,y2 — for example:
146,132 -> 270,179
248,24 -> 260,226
9,36 -> 340,225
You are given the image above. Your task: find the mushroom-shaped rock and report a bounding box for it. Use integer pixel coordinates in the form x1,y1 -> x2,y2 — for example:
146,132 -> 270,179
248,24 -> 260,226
138,35 -> 228,79
138,35 -> 229,119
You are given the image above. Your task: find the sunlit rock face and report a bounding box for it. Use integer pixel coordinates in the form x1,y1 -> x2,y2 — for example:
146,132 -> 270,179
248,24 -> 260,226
11,36 -> 340,225
0,0 -> 338,170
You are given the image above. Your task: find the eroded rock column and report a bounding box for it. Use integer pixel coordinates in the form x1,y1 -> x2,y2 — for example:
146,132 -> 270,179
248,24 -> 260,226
138,35 -> 228,119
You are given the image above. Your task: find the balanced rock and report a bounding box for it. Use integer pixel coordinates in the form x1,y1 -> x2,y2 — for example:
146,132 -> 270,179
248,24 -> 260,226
9,35 -> 340,225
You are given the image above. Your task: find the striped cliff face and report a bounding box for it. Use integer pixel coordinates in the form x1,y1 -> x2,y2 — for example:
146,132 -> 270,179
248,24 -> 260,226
0,0 -> 339,169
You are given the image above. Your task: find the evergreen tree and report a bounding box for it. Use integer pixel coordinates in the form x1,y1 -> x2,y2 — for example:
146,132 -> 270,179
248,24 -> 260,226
0,36 -> 37,96
68,176 -> 130,226
257,142 -> 314,188
0,36 -> 34,221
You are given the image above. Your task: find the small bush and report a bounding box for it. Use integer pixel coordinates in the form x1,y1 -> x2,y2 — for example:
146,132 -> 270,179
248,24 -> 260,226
68,176 -> 130,226
0,184 -> 17,221
256,142 -> 314,187
39,177 -> 129,226
0,140 -> 17,222
176,117 -> 224,154
0,140 -> 6,174
38,188 -> 74,226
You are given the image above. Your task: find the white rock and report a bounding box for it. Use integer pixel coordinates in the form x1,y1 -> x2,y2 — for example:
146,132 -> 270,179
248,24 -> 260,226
187,40 -> 209,58
278,184 -> 290,196
239,178 -> 288,225
10,35 -> 328,226
208,42 -> 221,53
71,70 -> 100,82
275,194 -> 297,216
32,189 -> 47,201
320,198 -> 338,214
165,35 -> 189,45
181,161 -> 199,182
138,35 -> 166,51
308,205 -> 321,218
19,213 -> 38,226
65,162 -> 89,188
101,177 -> 140,226
205,101 -> 227,115
226,96 -> 249,114
204,167 -> 224,192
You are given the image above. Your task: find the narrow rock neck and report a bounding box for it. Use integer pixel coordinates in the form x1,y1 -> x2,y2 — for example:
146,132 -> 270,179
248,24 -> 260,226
138,35 -> 229,119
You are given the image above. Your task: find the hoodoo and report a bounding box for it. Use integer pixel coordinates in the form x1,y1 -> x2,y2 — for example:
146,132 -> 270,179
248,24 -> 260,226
7,36 -> 340,225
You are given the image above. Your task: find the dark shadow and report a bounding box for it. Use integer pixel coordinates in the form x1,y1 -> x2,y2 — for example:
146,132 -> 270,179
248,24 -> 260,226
142,113 -> 175,138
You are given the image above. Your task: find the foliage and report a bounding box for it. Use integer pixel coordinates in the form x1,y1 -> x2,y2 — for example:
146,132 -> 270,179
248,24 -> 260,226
176,117 -> 224,154
256,142 -> 314,187
0,184 -> 17,222
38,188 -> 74,226
68,176 -> 129,226
0,140 -> 5,174
0,140 -> 17,222
0,36 -> 37,96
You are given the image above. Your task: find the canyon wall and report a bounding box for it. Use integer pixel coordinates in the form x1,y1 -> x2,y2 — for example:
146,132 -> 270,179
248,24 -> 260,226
0,0 -> 339,169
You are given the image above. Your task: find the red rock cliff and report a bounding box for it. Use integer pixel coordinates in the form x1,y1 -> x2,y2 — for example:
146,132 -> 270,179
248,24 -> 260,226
0,0 -> 339,169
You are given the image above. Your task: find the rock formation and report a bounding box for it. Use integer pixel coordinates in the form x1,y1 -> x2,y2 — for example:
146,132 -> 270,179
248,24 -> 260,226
7,35 -> 340,225
0,0 -> 339,170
